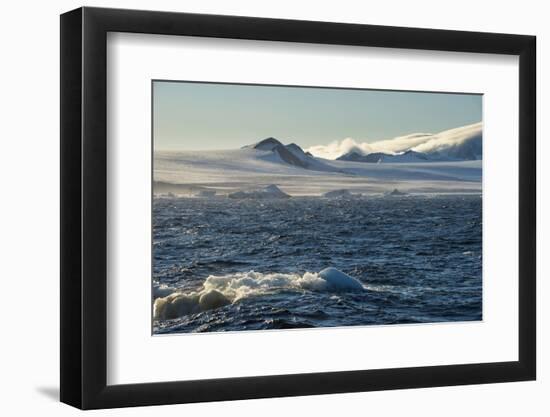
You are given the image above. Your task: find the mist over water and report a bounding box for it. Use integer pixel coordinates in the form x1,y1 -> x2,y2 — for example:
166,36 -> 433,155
152,195 -> 482,334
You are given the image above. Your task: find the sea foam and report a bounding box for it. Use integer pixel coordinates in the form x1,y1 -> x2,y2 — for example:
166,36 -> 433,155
153,268 -> 365,320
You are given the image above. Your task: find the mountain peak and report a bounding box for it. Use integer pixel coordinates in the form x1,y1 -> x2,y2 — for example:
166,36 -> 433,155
285,143 -> 301,151
240,138 -> 341,173
337,150 -> 370,162
252,137 -> 284,151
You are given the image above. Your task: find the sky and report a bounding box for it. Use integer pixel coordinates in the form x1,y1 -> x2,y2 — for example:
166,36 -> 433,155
153,80 -> 482,151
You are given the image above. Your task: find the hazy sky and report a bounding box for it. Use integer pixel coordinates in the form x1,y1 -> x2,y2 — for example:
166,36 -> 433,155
153,80 -> 482,151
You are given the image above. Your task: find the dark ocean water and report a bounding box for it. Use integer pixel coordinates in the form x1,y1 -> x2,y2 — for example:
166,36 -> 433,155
152,194 -> 482,334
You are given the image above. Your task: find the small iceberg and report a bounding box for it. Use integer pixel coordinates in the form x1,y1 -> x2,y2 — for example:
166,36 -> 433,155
385,188 -> 407,196
228,184 -> 290,199
322,189 -> 354,199
319,267 -> 365,291
194,189 -> 216,198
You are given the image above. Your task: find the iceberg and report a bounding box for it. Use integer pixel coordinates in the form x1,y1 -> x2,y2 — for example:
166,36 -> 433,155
318,267 -> 365,291
385,188 -> 407,196
194,189 -> 216,197
322,189 -> 354,198
228,184 -> 290,199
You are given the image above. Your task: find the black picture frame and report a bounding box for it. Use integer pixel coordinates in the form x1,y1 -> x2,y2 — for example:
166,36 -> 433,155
60,6 -> 536,410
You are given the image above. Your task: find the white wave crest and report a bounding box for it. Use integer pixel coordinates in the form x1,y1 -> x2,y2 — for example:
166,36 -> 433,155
153,267 -> 364,320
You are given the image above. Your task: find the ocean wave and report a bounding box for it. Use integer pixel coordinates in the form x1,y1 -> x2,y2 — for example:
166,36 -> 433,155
153,267 -> 365,320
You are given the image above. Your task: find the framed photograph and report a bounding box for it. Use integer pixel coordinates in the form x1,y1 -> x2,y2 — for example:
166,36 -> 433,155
60,6 -> 536,409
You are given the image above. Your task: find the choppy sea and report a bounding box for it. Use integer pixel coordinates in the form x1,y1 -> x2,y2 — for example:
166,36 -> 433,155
152,194 -> 482,334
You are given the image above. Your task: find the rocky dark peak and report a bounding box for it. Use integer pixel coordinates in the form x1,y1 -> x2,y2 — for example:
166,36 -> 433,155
253,137 -> 284,151
242,137 -> 341,173
272,144 -> 308,168
285,143 -> 303,152
337,150 -> 368,161
402,150 -> 428,160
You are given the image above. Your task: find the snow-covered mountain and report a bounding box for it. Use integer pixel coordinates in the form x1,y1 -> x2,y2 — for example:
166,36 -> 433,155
244,137 -> 340,172
311,122 -> 482,162
154,126 -> 483,197
338,149 -> 431,163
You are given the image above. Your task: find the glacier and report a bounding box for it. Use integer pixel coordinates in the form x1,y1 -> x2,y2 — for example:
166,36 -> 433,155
154,125 -> 482,197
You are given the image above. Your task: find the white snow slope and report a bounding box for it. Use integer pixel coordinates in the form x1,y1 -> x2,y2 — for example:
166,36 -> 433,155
154,146 -> 481,196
